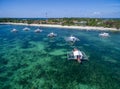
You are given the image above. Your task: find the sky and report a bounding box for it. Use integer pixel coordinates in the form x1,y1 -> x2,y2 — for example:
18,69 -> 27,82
0,0 -> 120,18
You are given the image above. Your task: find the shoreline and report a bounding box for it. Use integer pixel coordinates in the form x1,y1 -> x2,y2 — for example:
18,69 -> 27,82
0,22 -> 119,31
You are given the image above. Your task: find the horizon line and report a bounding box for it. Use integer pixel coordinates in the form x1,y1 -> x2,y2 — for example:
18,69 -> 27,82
0,17 -> 120,19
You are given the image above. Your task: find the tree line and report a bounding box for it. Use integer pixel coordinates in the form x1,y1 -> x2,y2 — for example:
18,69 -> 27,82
0,18 -> 120,29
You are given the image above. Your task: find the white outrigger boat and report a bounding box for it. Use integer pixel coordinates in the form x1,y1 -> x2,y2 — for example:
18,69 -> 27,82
34,28 -> 42,33
23,27 -> 30,31
99,32 -> 109,37
67,50 -> 89,61
65,35 -> 79,43
11,28 -> 18,33
47,32 -> 57,38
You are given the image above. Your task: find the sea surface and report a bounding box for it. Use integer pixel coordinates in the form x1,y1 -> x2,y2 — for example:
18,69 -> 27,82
0,24 -> 120,89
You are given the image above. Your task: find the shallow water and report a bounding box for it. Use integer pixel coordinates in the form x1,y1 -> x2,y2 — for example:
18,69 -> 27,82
0,24 -> 120,89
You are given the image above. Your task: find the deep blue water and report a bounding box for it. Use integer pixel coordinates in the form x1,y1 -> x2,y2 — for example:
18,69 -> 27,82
0,24 -> 120,89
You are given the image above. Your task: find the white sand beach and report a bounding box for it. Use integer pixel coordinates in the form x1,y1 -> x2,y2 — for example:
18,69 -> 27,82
0,22 -> 119,31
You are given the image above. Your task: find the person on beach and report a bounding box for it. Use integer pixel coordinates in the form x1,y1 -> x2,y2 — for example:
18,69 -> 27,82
73,48 -> 82,63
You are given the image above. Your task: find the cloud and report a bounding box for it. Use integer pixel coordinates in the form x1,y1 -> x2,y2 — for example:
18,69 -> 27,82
93,12 -> 101,15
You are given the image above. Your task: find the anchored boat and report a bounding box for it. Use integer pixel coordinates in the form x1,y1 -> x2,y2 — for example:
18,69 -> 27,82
67,50 -> 89,61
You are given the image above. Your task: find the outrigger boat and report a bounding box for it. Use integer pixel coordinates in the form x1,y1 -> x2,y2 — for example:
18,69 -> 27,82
23,27 -> 30,31
67,50 -> 89,61
34,28 -> 42,33
47,32 -> 57,38
65,35 -> 79,43
99,32 -> 109,37
11,28 -> 18,33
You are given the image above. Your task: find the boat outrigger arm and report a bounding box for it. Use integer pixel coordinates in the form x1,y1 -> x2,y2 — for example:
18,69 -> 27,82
67,51 -> 89,61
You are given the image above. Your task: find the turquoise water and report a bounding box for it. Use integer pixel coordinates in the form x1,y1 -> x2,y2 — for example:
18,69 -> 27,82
0,24 -> 120,89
